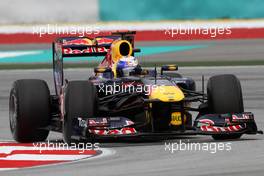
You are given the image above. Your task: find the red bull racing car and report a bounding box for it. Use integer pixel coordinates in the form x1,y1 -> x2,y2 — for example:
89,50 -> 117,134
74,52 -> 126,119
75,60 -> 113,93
9,31 -> 262,144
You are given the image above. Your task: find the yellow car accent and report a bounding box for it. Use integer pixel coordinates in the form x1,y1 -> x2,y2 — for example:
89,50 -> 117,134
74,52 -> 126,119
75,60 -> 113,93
83,38 -> 93,45
111,40 -> 132,63
167,64 -> 177,67
168,66 -> 177,70
112,62 -> 118,78
170,112 -> 186,126
149,86 -> 184,102
110,40 -> 133,78
162,64 -> 178,71
96,68 -> 106,72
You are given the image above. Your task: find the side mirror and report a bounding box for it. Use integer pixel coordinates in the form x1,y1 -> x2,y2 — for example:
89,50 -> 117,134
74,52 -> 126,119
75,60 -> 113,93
94,67 -> 112,74
161,64 -> 178,75
94,67 -> 114,79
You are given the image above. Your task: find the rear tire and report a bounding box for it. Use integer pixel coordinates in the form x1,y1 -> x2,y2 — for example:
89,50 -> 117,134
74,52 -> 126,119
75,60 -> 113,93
9,79 -> 50,142
207,74 -> 243,140
63,81 -> 97,144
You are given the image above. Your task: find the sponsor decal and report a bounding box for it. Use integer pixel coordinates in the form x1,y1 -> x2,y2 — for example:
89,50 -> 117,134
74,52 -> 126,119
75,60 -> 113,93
232,114 -> 250,120
231,113 -> 254,122
95,38 -> 114,45
76,117 -> 135,130
62,38 -> 93,46
170,112 -> 186,126
200,125 -> 244,132
89,127 -> 137,136
125,120 -> 134,126
63,47 -> 108,55
88,118 -> 108,127
197,119 -> 215,127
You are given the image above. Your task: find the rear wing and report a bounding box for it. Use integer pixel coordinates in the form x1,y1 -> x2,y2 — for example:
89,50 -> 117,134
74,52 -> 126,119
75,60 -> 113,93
52,31 -> 140,95
53,31 -> 140,58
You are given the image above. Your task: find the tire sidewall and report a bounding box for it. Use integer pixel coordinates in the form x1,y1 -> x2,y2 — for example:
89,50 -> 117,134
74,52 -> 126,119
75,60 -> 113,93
9,79 -> 51,142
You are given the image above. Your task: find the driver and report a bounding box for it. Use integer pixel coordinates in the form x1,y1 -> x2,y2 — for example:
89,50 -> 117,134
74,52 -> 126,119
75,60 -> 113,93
116,56 -> 141,77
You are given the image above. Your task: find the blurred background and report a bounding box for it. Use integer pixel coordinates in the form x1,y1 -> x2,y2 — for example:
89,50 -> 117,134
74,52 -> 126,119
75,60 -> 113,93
0,0 -> 264,67
1,0 -> 264,24
1,1 -> 264,175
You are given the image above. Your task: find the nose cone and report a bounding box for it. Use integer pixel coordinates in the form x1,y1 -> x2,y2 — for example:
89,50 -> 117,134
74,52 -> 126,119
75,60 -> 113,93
149,86 -> 184,102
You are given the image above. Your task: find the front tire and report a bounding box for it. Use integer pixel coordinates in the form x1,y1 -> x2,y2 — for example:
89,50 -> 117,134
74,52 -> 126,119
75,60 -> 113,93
63,81 -> 97,144
207,74 -> 244,140
9,79 -> 50,142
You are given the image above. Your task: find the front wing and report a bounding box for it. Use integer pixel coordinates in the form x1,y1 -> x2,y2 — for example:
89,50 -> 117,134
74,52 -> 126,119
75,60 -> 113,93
70,112 -> 262,140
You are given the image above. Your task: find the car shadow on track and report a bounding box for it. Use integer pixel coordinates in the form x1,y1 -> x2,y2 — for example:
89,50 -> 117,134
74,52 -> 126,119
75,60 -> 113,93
46,135 -> 262,148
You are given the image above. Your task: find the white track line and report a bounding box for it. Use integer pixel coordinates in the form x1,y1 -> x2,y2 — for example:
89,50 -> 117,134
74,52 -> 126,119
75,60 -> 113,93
0,140 -> 115,171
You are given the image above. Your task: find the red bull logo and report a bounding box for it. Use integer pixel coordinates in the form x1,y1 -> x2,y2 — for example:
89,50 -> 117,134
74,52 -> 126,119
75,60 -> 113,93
63,38 -> 93,45
95,38 -> 114,45
63,46 -> 108,55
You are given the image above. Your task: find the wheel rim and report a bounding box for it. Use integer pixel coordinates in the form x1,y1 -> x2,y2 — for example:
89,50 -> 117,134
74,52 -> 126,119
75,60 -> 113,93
9,94 -> 17,133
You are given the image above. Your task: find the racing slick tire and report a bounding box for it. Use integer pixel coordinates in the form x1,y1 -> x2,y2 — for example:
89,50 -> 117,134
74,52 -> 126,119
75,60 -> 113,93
63,81 -> 97,145
9,79 -> 51,142
207,74 -> 243,140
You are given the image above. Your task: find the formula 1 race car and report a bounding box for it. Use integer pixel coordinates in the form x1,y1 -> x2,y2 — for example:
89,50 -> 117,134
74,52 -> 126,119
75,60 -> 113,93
9,31 -> 262,144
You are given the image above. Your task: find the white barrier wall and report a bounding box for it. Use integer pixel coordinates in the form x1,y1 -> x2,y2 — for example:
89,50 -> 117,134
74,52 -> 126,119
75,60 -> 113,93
0,0 -> 99,24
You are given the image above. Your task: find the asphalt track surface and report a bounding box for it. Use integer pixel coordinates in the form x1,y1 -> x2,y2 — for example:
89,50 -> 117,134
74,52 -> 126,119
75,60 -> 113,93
0,65 -> 263,176
139,39 -> 264,62
1,39 -> 264,63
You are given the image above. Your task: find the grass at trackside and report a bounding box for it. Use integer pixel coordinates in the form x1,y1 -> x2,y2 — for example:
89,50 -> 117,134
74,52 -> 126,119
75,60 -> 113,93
0,60 -> 264,70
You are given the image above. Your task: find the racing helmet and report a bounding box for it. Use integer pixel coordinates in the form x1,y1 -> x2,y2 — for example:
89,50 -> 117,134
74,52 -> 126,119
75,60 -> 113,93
116,56 -> 139,77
